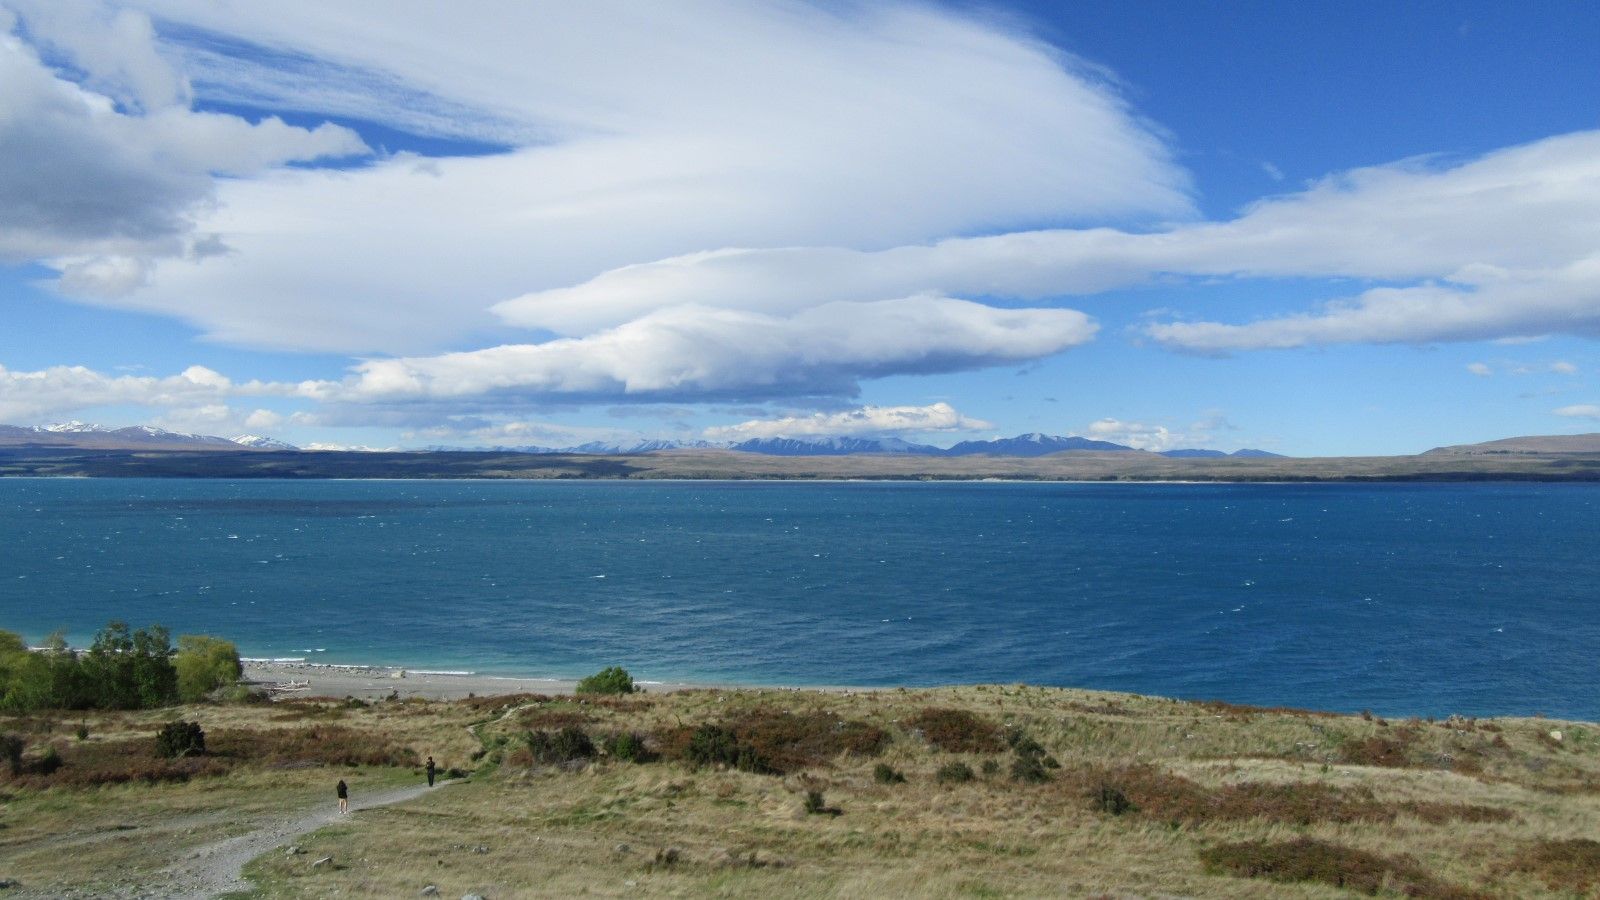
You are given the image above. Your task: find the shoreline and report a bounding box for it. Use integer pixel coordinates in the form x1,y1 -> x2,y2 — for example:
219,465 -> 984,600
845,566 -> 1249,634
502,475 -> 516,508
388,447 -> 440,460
241,659 -> 864,701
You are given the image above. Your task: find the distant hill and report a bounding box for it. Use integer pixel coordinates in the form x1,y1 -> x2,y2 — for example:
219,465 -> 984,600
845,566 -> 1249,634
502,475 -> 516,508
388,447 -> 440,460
941,433 -> 1134,456
1424,433 -> 1600,455
1159,448 -> 1285,459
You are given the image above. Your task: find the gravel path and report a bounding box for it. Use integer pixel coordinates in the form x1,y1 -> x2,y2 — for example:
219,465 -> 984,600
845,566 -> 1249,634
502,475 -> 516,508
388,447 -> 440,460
158,779 -> 456,899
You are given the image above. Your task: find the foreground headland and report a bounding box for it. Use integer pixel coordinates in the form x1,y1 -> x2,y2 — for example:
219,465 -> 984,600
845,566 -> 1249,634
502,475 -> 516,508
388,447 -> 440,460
4,679 -> 1597,898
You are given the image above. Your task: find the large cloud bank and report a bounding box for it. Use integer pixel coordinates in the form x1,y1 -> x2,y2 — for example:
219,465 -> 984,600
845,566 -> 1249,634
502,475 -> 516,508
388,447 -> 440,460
3,1 -> 1599,433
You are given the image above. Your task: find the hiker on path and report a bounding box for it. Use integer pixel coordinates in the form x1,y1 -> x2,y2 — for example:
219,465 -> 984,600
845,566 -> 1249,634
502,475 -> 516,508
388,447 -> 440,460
336,778 -> 348,814
426,756 -> 436,787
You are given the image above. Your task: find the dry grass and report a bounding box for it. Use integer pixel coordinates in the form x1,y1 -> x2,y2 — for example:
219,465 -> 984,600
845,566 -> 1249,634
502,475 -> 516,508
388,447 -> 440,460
4,684 -> 1599,897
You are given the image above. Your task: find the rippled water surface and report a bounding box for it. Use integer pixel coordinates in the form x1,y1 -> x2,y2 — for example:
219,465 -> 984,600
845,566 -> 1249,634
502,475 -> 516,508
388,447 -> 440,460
2,479 -> 1596,718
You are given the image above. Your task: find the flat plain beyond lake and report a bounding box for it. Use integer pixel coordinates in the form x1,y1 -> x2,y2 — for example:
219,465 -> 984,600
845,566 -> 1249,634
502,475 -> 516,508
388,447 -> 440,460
2,479 -> 1597,719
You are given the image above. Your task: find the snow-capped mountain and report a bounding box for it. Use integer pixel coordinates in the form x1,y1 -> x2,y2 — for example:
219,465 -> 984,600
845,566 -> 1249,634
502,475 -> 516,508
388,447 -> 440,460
0,422 -> 289,451
728,436 -> 940,456
232,435 -> 300,450
568,439 -> 729,454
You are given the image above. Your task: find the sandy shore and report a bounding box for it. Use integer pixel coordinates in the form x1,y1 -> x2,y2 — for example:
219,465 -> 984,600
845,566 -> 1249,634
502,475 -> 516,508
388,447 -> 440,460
240,660 -> 826,701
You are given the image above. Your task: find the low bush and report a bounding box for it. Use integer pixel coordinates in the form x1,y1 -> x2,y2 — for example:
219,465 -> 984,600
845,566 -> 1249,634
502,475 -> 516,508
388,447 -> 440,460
1010,753 -> 1050,784
906,708 -> 1004,753
1082,765 -> 1510,827
601,731 -> 655,763
575,666 -> 636,696
1506,838 -> 1600,893
980,759 -> 1000,776
936,761 -> 975,784
525,726 -> 596,764
666,711 -> 888,775
803,789 -> 826,814
35,745 -> 62,775
1198,837 -> 1478,898
873,762 -> 906,784
1,733 -> 22,775
1093,783 -> 1134,816
155,720 -> 206,758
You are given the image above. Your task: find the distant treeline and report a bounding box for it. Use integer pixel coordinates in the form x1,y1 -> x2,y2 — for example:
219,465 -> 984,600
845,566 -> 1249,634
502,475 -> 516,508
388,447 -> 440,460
0,622 -> 242,711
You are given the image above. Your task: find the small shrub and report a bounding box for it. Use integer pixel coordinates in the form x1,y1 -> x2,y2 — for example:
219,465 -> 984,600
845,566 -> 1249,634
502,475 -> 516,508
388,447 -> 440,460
803,789 -> 826,814
936,761 -> 975,784
980,759 -> 1000,776
1198,837 -> 1474,897
602,731 -> 656,763
155,720 -> 206,758
1010,753 -> 1049,784
1007,731 -> 1045,758
907,708 -> 1004,753
1,734 -> 23,776
800,786 -> 839,815
873,762 -> 906,784
575,666 -> 636,696
35,745 -> 63,775
75,722 -> 89,741
686,724 -> 742,768
525,726 -> 596,764
1094,783 -> 1134,816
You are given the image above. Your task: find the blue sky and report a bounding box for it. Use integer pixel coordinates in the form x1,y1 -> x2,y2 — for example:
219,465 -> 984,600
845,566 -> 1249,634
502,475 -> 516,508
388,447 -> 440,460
1,1 -> 1597,454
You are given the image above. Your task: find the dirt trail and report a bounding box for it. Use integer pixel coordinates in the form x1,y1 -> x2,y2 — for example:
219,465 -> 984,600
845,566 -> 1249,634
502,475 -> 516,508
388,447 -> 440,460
157,779 -> 456,899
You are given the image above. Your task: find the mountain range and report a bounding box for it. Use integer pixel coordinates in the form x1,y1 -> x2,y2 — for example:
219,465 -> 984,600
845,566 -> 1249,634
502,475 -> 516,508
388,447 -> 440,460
0,422 -> 1283,457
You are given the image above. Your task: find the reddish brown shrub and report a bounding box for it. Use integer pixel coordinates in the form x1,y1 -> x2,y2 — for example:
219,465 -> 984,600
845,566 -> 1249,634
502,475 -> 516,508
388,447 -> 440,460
1082,766 -> 1510,827
1200,838 -> 1485,898
209,726 -> 418,768
905,708 -> 1004,753
5,738 -> 227,788
654,710 -> 887,774
1506,838 -> 1600,893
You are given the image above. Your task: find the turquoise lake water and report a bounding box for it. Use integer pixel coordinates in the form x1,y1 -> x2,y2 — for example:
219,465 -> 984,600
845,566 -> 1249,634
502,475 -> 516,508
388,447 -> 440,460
2,478 -> 1596,719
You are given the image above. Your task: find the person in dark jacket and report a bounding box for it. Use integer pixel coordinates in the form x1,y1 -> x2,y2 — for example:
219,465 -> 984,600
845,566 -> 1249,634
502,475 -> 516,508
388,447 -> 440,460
425,756 -> 436,787
336,778 -> 348,814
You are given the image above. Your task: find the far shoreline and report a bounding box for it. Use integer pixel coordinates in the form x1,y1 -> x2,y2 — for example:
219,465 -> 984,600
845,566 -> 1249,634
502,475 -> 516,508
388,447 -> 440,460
242,658 -> 873,701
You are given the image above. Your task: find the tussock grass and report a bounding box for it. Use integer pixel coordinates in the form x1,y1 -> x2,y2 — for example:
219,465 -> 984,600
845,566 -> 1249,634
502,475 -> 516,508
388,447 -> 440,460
6,683 -> 1600,897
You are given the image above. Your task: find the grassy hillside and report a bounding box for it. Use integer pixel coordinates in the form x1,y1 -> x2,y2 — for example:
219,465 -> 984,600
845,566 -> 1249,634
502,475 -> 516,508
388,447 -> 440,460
4,685 -> 1598,897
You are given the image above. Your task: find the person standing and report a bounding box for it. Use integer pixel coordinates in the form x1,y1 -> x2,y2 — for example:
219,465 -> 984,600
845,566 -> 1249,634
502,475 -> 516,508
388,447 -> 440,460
336,778 -> 348,814
425,756 -> 436,787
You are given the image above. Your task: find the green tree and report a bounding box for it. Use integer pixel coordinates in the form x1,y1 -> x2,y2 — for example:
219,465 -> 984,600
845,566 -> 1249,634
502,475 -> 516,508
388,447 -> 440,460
82,622 -> 176,709
174,635 -> 242,702
575,666 -> 636,695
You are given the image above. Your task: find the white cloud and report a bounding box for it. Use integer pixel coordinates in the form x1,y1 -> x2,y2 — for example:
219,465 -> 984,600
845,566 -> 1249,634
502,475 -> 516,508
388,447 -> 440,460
1550,360 -> 1580,375
705,402 -> 990,441
0,361 -> 230,420
1554,404 -> 1600,421
341,298 -> 1097,403
1084,418 -> 1181,451
1467,362 -> 1493,376
0,3 -> 368,263
514,131 -> 1600,352
7,0 -> 1189,356
0,360 -> 323,422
